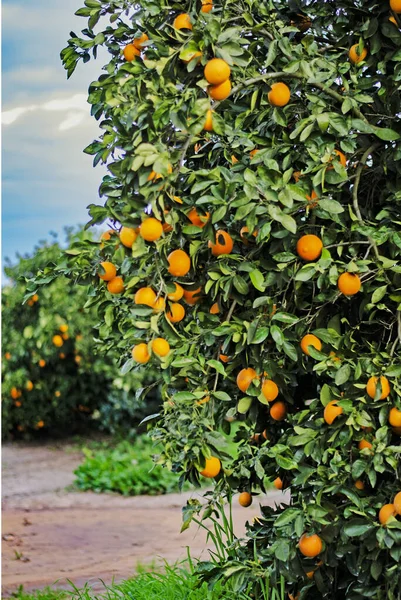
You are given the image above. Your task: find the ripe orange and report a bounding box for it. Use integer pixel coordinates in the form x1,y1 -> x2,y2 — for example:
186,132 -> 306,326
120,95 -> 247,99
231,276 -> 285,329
379,504 -> 396,525
140,218 -> 163,242
107,276 -> 125,294
123,43 -> 140,61
55,390 -> 61,398
174,13 -> 192,29
27,299 -> 34,306
273,477 -> 283,490
237,368 -> 257,392
240,226 -> 257,245
394,491 -> 401,514
268,82 -> 291,107
152,297 -> 165,312
210,302 -> 220,314
366,376 -> 390,400
53,335 -> 64,347
391,0 -> 401,12
26,381 -> 34,392
135,287 -> 157,307
296,234 -> 323,262
349,44 -> 368,64
168,249 -> 191,276
239,492 -> 252,507
359,439 -> 373,451
204,109 -> 214,131
324,401 -> 343,425
167,283 -> 184,302
183,286 -> 202,305
39,359 -> 46,368
196,394 -> 210,406
188,207 -> 210,228
204,58 -> 231,85
98,261 -> 117,281
120,226 -> 137,248
208,230 -> 234,256
166,303 -> 185,323
209,79 -> 232,101
329,149 -> 347,169
299,534 -> 323,558
75,355 -> 82,364
132,343 -> 151,364
151,338 -> 170,357
200,456 -> 221,478
100,229 -> 114,242
354,480 -> 365,490
37,420 -> 45,429
15,400 -> 22,408
389,407 -> 401,427
11,388 -> 20,400
201,0 -> 213,12
59,353 -> 66,359
32,294 -> 39,302
300,334 -> 322,356
270,401 -> 287,421
59,324 -> 68,333
262,379 -> 279,402
62,333 -> 69,340
219,354 -> 229,362
5,352 -> 11,360
133,33 -> 149,49
337,273 -> 361,296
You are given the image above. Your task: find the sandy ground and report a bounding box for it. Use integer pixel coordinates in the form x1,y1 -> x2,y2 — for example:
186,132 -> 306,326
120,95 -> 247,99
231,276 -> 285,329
2,442 -> 289,596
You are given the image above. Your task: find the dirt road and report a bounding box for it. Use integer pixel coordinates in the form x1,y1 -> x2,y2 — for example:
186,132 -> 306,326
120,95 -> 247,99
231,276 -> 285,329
2,442 -> 289,595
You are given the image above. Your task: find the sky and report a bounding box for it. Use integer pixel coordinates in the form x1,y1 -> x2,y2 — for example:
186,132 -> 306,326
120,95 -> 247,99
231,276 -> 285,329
2,0 -> 107,266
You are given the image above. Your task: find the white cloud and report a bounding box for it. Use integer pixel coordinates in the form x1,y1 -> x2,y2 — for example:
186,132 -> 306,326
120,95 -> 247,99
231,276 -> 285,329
2,105 -> 38,125
59,111 -> 87,131
43,93 -> 88,112
2,93 -> 90,130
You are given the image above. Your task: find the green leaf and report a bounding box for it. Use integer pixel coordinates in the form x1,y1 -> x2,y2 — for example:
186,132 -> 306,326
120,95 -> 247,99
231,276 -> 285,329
372,285 -> 387,304
206,359 -> 226,375
238,397 -> 252,414
250,269 -> 265,291
343,520 -> 374,537
318,199 -> 344,214
335,364 -> 351,386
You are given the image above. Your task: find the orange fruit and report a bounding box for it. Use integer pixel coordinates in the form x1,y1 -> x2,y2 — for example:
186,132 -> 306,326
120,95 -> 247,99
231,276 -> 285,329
306,190 -> 319,208
152,338 -> 170,357
100,229 -> 114,243
394,491 -> 401,514
201,0 -> 213,12
123,43 -> 140,61
27,299 -> 34,306
237,368 -> 257,392
219,354 -> 229,362
98,261 -> 117,281
300,334 -> 322,356
270,401 -> 287,421
359,439 -> 373,451
288,594 -> 300,600
135,287 -> 157,307
231,155 -> 239,165
366,376 -> 390,400
349,44 -> 368,64
210,302 -> 220,314
37,420 -> 45,429
39,359 -> 46,368
168,249 -> 191,276
250,149 -> 259,158
204,58 -> 231,85
262,379 -> 279,402
120,226 -> 138,248
196,394 -> 210,406
167,283 -> 184,302
11,388 -> 20,400
133,33 -> 149,49
329,149 -> 347,169
4,352 -> 11,360
268,82 -> 291,107
337,272 -> 361,296
75,355 -> 82,364
188,207 -> 210,228
296,234 -> 323,261
181,50 -> 202,64
240,226 -> 257,244
299,534 -> 323,558
53,335 -> 64,347
204,109 -> 214,131
208,230 -> 234,256
59,353 -> 66,359
132,343 -> 151,364
379,504 -> 396,525
140,218 -> 163,242
183,286 -> 202,305
273,477 -> 283,490
174,13 -> 192,29
209,79 -> 232,101
14,400 -> 22,407
238,492 -> 252,507
59,324 -> 68,333
166,303 -> 186,323
107,276 -> 125,294
293,171 -> 302,182
389,407 -> 401,427
324,400 -> 343,425
32,294 -> 39,302
354,480 -> 365,490
55,390 -> 61,398
391,0 -> 401,12
389,15 -> 398,24
200,456 -> 221,478
26,381 -> 34,392
152,297 -> 165,313
62,333 -> 69,341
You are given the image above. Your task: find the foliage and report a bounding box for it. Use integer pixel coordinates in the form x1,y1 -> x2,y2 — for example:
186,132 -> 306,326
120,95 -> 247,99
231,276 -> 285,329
2,230 -> 159,438
47,0 -> 401,597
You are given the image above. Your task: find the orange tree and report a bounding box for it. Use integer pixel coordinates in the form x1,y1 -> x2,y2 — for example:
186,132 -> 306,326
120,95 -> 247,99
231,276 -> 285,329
56,0 -> 401,597
2,230 -> 158,438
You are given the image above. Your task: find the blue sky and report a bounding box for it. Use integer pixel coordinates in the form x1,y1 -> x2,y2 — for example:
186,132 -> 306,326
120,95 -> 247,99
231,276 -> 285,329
2,0 -> 107,265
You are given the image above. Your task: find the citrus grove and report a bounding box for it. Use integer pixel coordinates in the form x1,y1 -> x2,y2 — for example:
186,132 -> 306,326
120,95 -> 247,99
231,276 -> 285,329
39,0 -> 401,597
2,231 -> 157,438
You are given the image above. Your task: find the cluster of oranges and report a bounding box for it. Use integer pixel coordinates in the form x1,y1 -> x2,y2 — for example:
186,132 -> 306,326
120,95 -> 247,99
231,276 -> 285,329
27,293 -> 39,307
378,491 -> 401,525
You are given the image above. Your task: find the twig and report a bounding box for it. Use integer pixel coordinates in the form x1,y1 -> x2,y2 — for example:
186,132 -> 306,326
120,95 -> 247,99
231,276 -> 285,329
212,299 -> 237,392
178,135 -> 194,169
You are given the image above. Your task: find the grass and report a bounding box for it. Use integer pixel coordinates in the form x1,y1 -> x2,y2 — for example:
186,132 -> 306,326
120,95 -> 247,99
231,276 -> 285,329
73,436 -> 189,496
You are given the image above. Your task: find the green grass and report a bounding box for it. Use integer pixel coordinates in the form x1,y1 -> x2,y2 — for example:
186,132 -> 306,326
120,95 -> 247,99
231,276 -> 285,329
73,436 -> 188,496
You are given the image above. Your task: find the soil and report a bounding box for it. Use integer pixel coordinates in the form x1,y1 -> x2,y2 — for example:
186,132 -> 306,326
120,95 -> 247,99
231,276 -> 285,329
2,441 -> 289,596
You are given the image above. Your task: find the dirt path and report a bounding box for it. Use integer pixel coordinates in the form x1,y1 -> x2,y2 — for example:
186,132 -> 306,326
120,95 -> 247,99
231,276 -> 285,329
2,442 -> 289,596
